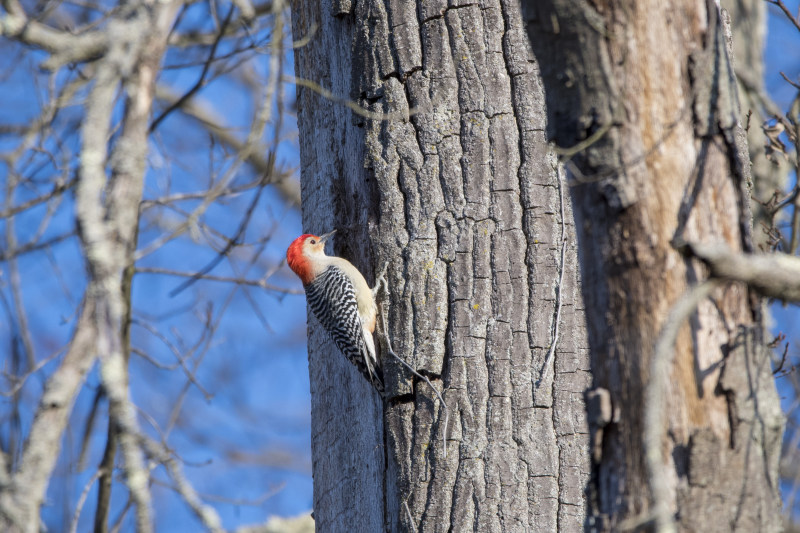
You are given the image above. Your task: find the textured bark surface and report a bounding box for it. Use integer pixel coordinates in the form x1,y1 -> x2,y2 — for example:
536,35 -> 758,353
290,1 -> 590,531
521,1 -> 784,531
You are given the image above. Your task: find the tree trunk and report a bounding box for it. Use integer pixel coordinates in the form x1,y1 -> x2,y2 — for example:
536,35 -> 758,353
521,1 -> 784,531
290,1 -> 590,531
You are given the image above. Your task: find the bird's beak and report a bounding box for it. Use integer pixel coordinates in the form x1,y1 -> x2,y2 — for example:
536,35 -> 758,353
318,230 -> 337,244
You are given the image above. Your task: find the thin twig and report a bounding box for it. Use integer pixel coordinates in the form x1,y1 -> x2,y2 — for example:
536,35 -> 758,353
0,179 -> 75,218
164,292 -> 234,439
166,166 -> 271,297
403,499 -> 418,533
773,342 -> 790,376
139,179 -> 267,210
69,469 -> 105,533
149,5 -> 235,133
780,71 -> 800,91
77,389 -> 103,470
109,498 -> 133,533
767,0 -> 800,33
286,74 -> 434,121
0,343 -> 64,398
140,421 -> 224,532
554,121 -> 612,157
537,165 -> 568,388
135,267 -> 301,293
561,106 -> 690,185
130,318 -> 213,399
0,231 -> 75,261
150,476 -> 285,506
152,84 -> 299,205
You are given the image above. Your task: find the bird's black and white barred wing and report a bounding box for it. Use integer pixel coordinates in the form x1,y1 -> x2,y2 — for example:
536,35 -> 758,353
305,266 -> 384,392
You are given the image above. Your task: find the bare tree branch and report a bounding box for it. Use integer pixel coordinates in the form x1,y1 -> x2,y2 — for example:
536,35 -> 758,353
153,85 -> 300,205
74,2 -> 182,531
140,435 -> 224,533
136,266 -> 301,293
149,5 -> 235,133
0,0 -> 108,68
684,241 -> 800,301
0,300 -> 98,532
644,280 -> 722,533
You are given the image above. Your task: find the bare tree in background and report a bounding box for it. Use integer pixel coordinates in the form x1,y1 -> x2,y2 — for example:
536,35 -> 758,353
757,2 -> 800,529
0,0 -> 311,531
522,0 -> 785,531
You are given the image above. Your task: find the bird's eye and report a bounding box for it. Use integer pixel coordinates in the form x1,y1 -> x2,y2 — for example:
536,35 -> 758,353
310,239 -> 317,244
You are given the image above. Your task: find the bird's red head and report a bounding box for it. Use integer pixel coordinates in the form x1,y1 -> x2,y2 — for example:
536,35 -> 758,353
286,230 -> 336,285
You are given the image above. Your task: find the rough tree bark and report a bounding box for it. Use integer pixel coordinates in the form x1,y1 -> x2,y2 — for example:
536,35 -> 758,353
521,1 -> 784,531
290,1 -> 590,531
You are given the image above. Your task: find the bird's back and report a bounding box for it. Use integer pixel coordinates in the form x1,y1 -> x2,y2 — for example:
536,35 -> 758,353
305,266 -> 384,392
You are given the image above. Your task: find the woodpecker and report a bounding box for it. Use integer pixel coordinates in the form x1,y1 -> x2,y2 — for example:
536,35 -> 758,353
286,230 -> 384,393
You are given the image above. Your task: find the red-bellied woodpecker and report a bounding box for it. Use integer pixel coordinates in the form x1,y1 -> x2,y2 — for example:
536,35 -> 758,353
286,230 -> 384,393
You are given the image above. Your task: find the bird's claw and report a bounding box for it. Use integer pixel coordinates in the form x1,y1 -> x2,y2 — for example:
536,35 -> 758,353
373,262 -> 389,298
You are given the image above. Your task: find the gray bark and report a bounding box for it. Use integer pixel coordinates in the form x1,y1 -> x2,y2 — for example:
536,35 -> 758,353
520,1 -> 784,531
290,1 -> 590,531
